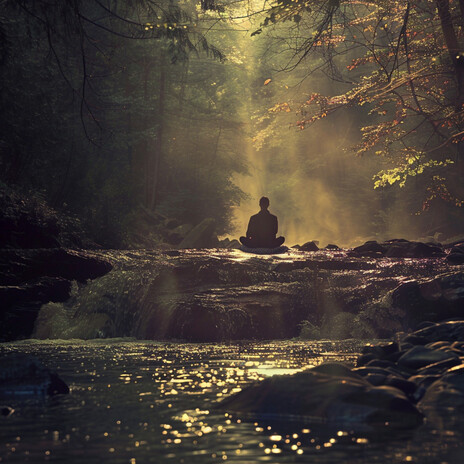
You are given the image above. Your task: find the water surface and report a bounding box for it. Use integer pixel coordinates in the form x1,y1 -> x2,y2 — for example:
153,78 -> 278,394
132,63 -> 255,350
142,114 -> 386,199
1,339 -> 463,463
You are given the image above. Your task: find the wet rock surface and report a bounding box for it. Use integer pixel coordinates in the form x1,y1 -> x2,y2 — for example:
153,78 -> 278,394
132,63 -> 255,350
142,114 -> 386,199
218,362 -> 423,429
28,245 -> 463,342
0,353 -> 69,398
0,249 -> 112,341
218,319 -> 464,431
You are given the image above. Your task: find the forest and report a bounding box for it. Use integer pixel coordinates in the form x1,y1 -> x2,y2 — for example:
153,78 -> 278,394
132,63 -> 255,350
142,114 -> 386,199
3,3 -> 464,463
1,0 -> 464,247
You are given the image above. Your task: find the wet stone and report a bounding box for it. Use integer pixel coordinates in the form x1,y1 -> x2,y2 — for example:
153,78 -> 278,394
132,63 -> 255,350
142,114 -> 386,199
403,335 -> 429,346
300,241 -> 319,252
0,406 -> 14,417
353,366 -> 393,377
0,354 -> 69,398
419,365 -> 464,412
218,365 -> 423,430
356,353 -> 377,367
365,359 -> 398,369
417,357 -> 462,376
398,346 -> 458,370
412,321 -> 464,343
384,376 -> 417,398
365,373 -> 387,386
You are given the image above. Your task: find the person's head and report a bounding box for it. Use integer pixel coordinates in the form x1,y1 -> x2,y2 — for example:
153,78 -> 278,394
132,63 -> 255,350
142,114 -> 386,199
259,196 -> 270,210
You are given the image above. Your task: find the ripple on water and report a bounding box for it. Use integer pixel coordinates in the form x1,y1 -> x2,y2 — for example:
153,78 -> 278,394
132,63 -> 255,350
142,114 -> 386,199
0,339 -> 462,463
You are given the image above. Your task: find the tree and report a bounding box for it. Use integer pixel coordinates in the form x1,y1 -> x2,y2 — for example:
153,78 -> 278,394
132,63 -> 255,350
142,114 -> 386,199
0,0 -> 247,245
253,0 -> 464,212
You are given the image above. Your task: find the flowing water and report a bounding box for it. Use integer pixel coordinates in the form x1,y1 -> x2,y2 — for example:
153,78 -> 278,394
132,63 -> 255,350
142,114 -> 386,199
1,339 -> 464,464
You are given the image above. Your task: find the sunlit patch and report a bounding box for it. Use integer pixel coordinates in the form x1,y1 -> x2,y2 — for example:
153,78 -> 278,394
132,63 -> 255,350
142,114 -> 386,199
2,338 -> 450,462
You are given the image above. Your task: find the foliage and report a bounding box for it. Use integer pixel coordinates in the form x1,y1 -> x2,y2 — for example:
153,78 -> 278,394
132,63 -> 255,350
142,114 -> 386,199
0,0 -> 247,246
254,0 -> 464,210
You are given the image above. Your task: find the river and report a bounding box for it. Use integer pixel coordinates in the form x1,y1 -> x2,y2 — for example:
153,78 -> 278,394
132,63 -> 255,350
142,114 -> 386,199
1,339 -> 463,463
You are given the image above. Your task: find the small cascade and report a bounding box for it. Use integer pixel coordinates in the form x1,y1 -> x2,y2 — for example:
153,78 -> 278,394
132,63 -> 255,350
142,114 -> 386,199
31,248 -> 456,342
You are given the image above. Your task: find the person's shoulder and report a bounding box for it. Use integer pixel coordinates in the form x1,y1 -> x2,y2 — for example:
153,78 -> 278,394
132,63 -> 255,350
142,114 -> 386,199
269,212 -> 277,220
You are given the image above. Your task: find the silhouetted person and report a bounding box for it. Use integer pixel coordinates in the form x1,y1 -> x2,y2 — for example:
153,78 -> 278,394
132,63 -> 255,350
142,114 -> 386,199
240,197 -> 285,248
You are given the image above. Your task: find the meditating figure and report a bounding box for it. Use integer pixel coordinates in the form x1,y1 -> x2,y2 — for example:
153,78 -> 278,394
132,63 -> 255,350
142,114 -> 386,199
240,197 -> 285,248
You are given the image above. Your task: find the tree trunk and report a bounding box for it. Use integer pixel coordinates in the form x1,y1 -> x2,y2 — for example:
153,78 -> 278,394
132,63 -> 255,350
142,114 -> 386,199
436,0 -> 464,109
436,0 -> 464,161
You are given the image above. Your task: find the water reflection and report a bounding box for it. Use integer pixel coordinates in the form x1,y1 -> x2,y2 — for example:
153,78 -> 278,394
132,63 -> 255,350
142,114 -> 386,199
1,339 -> 463,463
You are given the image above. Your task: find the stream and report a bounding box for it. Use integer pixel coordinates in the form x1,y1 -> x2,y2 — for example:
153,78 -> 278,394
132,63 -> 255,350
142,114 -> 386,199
1,339 -> 464,463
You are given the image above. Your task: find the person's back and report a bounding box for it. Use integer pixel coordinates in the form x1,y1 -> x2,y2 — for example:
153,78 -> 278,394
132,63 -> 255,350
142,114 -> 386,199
240,197 -> 285,248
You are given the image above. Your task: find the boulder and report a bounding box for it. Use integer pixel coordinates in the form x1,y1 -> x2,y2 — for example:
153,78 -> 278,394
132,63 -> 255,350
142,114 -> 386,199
385,241 -> 444,258
300,241 -> 319,252
218,363 -> 423,429
419,365 -> 464,424
447,245 -> 464,265
0,248 -> 113,286
409,320 -> 464,343
325,244 -> 340,250
178,218 -> 217,249
397,346 -> 458,370
391,272 -> 464,325
217,237 -> 241,249
0,249 -> 112,340
416,357 -> 462,375
0,354 -> 69,398
1,406 -> 14,416
352,241 -> 386,257
0,277 -> 72,341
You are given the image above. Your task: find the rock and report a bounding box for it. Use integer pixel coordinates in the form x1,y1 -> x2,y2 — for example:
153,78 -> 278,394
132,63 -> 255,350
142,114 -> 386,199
397,346 -> 458,370
416,357 -> 462,375
402,334 -> 429,345
311,362 -> 360,379
447,246 -> 464,265
361,341 -> 399,359
385,241 -> 444,258
425,340 -> 450,350
217,238 -> 241,249
416,320 -> 436,330
0,277 -> 72,341
218,238 -> 231,248
352,241 -> 386,256
30,246 -> 452,342
384,376 -> 417,398
218,364 -> 423,429
226,239 -> 241,249
325,244 -> 340,250
356,353 -> 377,367
391,272 -> 464,325
0,354 -> 69,398
365,373 -> 387,386
365,359 -> 398,369
419,365 -> 464,420
0,249 -> 112,341
0,406 -> 14,416
410,320 -> 464,343
300,241 -> 319,252
178,218 -> 217,249
0,248 -> 113,286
